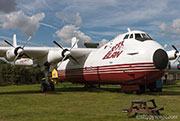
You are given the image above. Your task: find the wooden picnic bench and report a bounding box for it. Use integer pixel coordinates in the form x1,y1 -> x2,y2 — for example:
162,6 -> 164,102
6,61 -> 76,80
122,98 -> 164,118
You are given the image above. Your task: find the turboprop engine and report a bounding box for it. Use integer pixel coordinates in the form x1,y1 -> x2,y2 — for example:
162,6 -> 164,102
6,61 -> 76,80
4,34 -> 31,63
47,49 -> 64,64
52,37 -> 79,66
5,48 -> 16,61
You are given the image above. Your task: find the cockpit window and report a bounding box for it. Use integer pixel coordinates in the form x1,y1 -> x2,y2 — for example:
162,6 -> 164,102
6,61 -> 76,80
142,33 -> 152,40
135,34 -> 141,40
135,33 -> 152,41
123,34 -> 129,39
130,34 -> 133,39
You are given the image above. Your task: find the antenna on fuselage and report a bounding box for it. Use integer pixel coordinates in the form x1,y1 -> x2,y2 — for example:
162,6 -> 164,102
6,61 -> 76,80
127,28 -> 131,32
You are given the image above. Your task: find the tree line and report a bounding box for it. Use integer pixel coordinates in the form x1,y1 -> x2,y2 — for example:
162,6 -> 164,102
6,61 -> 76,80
0,60 -> 44,86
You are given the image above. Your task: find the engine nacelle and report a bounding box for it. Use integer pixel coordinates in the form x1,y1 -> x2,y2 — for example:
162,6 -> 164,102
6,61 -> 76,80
167,50 -> 176,60
47,50 -> 63,64
5,49 -> 16,61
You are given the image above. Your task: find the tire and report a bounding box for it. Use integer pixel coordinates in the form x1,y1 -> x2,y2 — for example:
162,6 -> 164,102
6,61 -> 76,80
41,83 -> 48,92
50,82 -> 55,91
148,82 -> 156,93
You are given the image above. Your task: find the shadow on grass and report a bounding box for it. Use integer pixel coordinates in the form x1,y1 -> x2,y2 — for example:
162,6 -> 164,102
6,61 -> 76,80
150,83 -> 180,96
55,86 -> 123,93
0,85 -> 123,95
0,90 -> 40,95
1,83 -> 180,96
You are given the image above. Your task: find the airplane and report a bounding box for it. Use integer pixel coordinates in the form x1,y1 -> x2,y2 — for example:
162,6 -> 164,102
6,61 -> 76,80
0,28 -> 179,93
162,60 -> 180,82
168,60 -> 180,71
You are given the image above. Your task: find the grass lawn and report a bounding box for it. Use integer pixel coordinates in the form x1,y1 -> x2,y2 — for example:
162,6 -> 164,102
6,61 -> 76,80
0,82 -> 180,121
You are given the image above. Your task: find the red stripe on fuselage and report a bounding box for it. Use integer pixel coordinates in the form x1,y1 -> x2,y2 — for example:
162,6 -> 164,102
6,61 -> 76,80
58,62 -> 165,85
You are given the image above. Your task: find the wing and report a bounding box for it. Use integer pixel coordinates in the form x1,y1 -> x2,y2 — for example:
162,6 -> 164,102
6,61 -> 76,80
24,47 -> 96,59
0,46 -> 97,65
0,47 -> 10,57
0,46 -> 50,59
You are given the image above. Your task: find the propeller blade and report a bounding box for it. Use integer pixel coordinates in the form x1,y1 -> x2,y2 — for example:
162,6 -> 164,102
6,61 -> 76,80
22,36 -> 32,48
172,45 -> 179,53
53,41 -> 64,49
164,44 -> 167,49
58,55 -> 68,67
69,55 -> 79,64
4,40 -> 15,48
27,36 -> 32,41
13,54 -> 20,65
24,53 -> 31,58
70,38 -> 79,51
173,57 -> 179,64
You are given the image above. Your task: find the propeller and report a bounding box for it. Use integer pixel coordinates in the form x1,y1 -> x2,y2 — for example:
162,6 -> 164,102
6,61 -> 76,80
172,45 -> 180,63
53,38 -> 79,66
4,40 -> 14,48
164,44 -> 167,49
4,35 -> 32,64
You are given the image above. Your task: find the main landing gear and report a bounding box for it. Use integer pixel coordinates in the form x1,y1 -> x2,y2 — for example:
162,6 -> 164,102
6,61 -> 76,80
41,81 -> 55,92
41,64 -> 55,92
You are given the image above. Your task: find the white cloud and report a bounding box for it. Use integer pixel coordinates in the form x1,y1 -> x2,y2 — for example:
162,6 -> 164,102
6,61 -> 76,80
160,19 -> 180,36
17,0 -> 49,14
55,25 -> 92,47
56,12 -> 82,26
99,39 -> 109,47
0,10 -> 45,37
159,23 -> 168,31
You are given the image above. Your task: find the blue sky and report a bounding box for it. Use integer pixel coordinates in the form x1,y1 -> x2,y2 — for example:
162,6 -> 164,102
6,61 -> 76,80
0,0 -> 180,50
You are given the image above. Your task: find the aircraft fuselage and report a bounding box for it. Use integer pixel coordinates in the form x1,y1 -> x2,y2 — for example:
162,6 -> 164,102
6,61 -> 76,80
57,30 -> 168,86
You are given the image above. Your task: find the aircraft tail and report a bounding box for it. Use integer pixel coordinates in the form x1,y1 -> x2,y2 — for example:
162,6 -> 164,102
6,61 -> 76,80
13,34 -> 17,47
71,37 -> 79,48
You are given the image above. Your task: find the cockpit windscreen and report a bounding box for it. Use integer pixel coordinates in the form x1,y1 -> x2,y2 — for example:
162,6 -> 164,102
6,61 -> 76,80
135,33 -> 152,41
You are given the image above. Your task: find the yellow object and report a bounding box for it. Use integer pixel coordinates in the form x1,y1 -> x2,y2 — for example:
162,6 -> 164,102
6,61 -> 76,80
51,69 -> 58,84
52,69 -> 58,78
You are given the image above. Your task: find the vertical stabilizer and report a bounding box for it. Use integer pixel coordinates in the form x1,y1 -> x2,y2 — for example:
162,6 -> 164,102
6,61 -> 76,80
71,37 -> 79,48
13,34 -> 17,47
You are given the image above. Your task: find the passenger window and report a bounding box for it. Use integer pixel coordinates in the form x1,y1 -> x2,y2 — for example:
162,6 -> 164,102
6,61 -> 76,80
123,34 -> 129,39
130,34 -> 133,39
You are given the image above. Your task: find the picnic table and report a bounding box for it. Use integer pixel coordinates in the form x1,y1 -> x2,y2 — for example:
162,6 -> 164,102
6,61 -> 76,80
122,98 -> 164,118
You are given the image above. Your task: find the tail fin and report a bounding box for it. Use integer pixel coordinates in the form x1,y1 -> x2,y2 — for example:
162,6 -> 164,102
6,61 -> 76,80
13,34 -> 17,47
71,37 -> 79,48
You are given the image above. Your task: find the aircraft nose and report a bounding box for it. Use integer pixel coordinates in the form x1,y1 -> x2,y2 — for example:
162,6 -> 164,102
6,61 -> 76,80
153,49 -> 168,70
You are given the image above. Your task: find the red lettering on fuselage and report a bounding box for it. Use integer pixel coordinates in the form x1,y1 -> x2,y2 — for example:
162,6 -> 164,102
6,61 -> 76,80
102,40 -> 125,60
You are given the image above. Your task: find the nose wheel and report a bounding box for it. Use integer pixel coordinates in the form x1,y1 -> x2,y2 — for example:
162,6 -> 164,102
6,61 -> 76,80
41,81 -> 55,92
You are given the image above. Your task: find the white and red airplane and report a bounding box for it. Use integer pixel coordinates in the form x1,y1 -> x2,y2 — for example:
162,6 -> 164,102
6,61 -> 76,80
0,28 -> 179,92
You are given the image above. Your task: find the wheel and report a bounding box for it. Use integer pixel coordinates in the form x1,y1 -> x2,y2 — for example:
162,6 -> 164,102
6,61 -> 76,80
139,85 -> 146,93
148,82 -> 156,92
50,82 -> 55,91
41,83 -> 48,92
136,85 -> 146,94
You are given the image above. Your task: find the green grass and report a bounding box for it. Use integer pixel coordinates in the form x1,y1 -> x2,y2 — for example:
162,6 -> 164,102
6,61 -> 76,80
0,82 -> 180,121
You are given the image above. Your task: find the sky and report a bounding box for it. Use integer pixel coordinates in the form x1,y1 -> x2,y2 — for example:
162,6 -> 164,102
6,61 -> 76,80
0,0 -> 180,50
